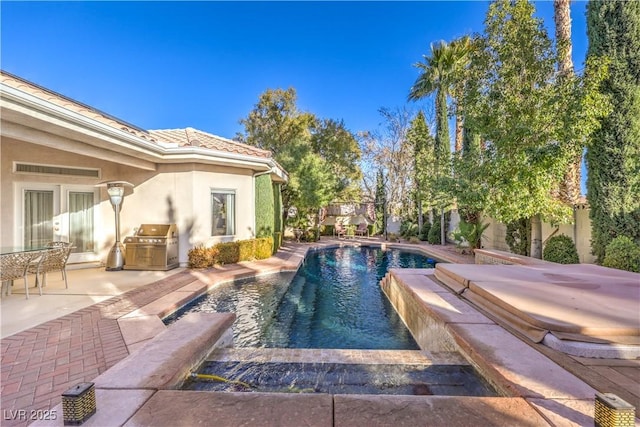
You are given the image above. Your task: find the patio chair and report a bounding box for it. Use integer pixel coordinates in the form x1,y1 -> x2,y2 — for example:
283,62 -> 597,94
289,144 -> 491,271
334,223 -> 346,238
1,251 -> 43,299
355,223 -> 369,238
28,244 -> 72,294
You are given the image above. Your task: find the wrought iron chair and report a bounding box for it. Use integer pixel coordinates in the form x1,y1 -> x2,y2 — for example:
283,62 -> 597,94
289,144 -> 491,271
1,251 -> 43,299
28,242 -> 73,293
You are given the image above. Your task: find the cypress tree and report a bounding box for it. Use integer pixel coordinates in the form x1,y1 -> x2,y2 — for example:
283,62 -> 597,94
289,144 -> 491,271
586,0 -> 640,262
407,111 -> 435,229
255,174 -> 275,238
374,169 -> 386,235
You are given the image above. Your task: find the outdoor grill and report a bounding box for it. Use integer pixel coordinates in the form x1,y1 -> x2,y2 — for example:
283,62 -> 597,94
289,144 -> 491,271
123,224 -> 179,271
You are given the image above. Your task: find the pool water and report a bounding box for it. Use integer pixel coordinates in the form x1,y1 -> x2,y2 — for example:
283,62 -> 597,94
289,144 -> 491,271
184,361 -> 497,396
164,246 -> 436,349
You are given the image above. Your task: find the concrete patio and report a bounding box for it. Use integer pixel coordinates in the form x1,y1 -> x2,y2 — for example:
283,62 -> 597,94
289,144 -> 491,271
1,239 -> 638,426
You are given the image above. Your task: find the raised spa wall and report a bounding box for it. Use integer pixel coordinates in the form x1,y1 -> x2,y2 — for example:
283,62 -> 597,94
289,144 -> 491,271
381,266 -> 599,425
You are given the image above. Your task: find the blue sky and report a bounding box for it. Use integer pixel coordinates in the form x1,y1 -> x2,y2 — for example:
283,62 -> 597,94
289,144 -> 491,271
2,1 -> 589,140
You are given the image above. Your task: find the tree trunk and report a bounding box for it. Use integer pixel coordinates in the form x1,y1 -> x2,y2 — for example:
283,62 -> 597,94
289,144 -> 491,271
454,111 -> 463,153
417,199 -> 423,231
554,0 -> 574,77
554,0 -> 580,205
440,208 -> 446,246
383,200 -> 388,240
530,215 -> 542,259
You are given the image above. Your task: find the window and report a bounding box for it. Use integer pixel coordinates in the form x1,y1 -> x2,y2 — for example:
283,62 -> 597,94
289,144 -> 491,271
24,190 -> 54,247
211,190 -> 235,236
68,191 -> 95,253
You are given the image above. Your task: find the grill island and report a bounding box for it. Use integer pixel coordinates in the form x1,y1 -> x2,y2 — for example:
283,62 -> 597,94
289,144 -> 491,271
123,224 -> 179,270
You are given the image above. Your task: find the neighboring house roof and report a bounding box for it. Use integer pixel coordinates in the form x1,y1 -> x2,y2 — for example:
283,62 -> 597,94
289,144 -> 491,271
0,70 -> 286,181
150,128 -> 271,158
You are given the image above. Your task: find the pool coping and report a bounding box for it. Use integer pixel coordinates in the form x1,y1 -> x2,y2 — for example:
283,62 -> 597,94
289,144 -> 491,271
28,240 -> 605,426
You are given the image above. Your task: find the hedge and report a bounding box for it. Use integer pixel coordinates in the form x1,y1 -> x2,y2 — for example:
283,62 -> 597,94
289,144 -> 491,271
238,239 -> 255,261
586,1 -> 640,262
216,242 -> 240,264
255,174 -> 275,238
427,221 -> 441,244
188,236 -> 274,268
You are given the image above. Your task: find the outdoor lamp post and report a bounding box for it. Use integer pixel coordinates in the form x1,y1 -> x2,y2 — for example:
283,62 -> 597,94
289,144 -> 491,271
103,181 -> 133,271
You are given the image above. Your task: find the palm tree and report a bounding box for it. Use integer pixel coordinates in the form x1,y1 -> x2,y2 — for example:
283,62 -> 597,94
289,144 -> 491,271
448,36 -> 474,153
409,38 -> 474,245
555,0 -> 574,77
409,37 -> 473,157
409,40 -> 452,172
554,0 -> 580,205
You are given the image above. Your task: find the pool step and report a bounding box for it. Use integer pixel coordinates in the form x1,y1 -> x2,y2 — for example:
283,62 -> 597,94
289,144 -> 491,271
206,348 -> 470,366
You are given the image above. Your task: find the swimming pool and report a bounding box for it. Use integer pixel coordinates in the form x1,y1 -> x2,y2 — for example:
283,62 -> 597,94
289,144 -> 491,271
164,246 -> 436,349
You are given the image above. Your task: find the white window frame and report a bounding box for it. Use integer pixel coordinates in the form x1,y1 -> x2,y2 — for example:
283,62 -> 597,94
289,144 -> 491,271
211,189 -> 236,237
14,182 -> 101,263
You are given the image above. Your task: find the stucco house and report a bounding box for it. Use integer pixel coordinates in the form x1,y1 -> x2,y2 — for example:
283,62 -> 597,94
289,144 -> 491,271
0,70 -> 287,267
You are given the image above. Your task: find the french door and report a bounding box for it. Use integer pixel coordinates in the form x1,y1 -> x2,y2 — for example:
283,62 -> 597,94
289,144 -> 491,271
18,184 -> 99,263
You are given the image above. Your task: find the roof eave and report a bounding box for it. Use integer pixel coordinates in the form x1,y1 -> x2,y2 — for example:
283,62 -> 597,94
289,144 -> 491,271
1,83 -> 288,181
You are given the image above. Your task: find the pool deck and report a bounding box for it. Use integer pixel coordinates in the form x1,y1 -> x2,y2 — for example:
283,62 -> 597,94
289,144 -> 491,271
1,238 -> 639,426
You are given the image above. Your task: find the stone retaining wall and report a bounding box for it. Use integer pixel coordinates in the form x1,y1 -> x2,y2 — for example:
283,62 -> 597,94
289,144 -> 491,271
474,249 -> 555,266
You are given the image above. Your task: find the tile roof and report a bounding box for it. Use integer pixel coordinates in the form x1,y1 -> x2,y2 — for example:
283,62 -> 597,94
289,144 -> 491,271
1,71 -> 153,142
149,128 -> 272,158
1,70 -> 272,160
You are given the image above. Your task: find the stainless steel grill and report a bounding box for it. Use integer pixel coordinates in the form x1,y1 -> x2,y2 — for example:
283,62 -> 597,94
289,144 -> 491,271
123,224 -> 179,271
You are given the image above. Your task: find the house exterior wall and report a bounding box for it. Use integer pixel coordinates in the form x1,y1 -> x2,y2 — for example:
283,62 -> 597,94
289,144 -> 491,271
1,138 -> 258,267
118,165 -> 256,255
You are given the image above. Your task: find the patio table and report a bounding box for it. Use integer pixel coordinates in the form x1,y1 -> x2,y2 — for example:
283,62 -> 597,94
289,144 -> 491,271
1,245 -> 48,255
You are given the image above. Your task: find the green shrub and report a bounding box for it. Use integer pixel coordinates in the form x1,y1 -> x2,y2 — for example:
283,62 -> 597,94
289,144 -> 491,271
419,222 -> 431,241
543,234 -> 579,264
453,220 -> 490,251
301,228 -> 320,242
427,221 -> 441,244
188,237 -> 276,267
408,236 -> 421,244
238,239 -> 255,262
400,219 -> 419,238
217,242 -> 240,264
321,225 -> 334,236
188,246 -> 209,268
603,236 -> 640,272
387,232 -> 399,242
255,237 -> 274,259
506,218 -> 531,256
188,245 -> 219,268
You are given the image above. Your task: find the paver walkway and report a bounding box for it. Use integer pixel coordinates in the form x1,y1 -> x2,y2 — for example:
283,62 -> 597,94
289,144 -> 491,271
0,269 -> 201,426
